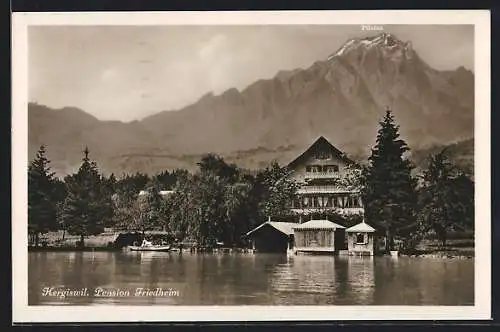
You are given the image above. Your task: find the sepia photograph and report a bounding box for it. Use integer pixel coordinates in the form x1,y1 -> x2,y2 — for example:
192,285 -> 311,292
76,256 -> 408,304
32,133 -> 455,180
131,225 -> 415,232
12,10 -> 491,322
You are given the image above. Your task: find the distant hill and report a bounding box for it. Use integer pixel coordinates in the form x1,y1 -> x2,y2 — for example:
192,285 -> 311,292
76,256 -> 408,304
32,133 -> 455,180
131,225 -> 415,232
408,138 -> 474,176
28,32 -> 474,177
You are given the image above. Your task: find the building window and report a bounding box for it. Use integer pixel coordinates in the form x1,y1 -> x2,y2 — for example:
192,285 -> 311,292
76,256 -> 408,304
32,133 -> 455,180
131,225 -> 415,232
326,165 -> 339,173
356,233 -> 366,244
353,196 -> 360,208
316,151 -> 330,160
345,195 -> 360,208
311,166 -> 320,173
354,196 -> 362,208
303,196 -> 309,208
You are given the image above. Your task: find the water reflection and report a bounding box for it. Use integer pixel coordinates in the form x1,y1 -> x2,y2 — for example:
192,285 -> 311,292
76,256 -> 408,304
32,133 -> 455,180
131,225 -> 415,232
268,256 -> 376,305
28,252 -> 474,306
345,256 -> 374,305
271,255 -> 339,305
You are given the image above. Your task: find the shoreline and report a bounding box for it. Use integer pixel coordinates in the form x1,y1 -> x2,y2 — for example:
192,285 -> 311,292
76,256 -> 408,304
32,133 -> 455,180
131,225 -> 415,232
28,246 -> 121,252
28,246 -> 474,259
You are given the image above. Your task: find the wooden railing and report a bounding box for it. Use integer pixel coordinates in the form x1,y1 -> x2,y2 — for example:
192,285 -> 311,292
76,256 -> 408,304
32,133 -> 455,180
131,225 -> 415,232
291,207 -> 364,214
298,186 -> 357,194
304,172 -> 340,179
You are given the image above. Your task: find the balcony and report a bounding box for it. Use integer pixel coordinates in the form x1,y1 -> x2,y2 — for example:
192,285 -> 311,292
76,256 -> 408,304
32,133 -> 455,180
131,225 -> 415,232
291,207 -> 364,215
304,172 -> 340,180
298,185 -> 358,194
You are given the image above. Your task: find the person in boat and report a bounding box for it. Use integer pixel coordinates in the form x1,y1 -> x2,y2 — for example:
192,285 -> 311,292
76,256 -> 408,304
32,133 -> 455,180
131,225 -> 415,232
141,239 -> 153,247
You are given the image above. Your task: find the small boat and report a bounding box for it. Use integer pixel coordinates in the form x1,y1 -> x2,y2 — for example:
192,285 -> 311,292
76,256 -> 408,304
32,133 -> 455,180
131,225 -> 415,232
127,239 -> 171,252
128,245 -> 171,252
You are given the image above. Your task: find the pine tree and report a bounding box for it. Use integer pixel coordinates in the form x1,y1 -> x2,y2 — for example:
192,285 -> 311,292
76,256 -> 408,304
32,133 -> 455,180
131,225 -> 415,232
362,110 -> 417,251
28,145 -> 58,247
62,147 -> 111,247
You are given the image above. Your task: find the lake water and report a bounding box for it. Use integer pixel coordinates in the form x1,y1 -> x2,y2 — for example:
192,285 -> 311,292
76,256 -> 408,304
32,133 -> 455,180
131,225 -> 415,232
28,251 -> 474,306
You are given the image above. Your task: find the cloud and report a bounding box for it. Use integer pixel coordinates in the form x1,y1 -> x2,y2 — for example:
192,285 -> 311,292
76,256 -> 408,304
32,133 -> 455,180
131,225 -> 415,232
199,34 -> 228,61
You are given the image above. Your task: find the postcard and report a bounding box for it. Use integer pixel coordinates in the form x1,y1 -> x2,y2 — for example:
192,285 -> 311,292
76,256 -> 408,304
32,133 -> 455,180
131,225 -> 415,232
12,10 -> 491,323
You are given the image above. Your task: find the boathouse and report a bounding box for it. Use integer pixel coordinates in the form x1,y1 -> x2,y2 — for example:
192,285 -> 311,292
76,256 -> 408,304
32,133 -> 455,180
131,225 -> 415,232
245,220 -> 296,253
292,219 -> 346,254
345,221 -> 376,256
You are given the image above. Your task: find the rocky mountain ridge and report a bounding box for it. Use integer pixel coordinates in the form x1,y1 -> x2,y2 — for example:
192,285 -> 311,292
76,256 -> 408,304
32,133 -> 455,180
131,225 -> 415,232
28,32 -> 474,176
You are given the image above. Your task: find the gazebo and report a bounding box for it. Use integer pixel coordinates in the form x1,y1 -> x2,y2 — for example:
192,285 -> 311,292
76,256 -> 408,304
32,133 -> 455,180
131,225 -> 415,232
345,221 -> 376,256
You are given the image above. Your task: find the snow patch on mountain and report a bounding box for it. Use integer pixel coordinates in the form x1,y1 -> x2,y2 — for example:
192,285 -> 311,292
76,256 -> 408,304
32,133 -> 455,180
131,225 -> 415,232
328,32 -> 415,61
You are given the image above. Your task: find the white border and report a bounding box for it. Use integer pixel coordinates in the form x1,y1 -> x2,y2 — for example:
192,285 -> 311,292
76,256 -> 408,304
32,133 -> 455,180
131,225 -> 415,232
12,10 -> 491,323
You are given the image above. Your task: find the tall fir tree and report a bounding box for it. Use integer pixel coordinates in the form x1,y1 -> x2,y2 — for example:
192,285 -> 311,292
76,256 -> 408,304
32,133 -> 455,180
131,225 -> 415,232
28,145 -> 58,247
62,147 -> 112,247
362,109 -> 417,251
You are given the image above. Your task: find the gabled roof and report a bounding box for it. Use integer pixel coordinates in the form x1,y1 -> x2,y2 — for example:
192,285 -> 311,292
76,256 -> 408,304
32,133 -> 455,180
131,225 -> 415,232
346,222 -> 376,233
293,219 -> 345,230
245,221 -> 297,237
286,136 -> 356,169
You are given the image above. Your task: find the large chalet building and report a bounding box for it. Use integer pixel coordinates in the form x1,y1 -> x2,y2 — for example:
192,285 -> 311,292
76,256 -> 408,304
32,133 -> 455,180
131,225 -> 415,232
286,136 -> 364,221
246,136 -> 370,254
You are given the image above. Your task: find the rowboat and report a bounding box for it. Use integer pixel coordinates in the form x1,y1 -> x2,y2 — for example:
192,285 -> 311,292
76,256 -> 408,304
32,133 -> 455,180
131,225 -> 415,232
128,245 -> 171,252
127,239 -> 171,252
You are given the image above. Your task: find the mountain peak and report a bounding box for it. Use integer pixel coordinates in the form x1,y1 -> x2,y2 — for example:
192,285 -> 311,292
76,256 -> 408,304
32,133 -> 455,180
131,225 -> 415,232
372,32 -> 402,46
328,32 -> 413,60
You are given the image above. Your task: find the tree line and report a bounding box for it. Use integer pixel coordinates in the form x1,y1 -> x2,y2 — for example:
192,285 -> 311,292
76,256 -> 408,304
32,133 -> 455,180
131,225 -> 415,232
28,147 -> 298,248
28,110 -> 474,250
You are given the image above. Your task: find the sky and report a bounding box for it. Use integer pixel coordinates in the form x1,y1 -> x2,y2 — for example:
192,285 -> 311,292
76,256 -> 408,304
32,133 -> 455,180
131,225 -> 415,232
29,25 -> 474,122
